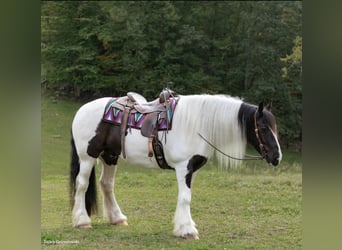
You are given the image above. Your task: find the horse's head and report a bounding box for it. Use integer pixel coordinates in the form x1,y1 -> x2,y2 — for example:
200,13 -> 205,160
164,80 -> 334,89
252,102 -> 282,166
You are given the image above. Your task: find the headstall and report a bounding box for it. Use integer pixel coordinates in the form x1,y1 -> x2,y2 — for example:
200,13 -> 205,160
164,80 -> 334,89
253,110 -> 267,159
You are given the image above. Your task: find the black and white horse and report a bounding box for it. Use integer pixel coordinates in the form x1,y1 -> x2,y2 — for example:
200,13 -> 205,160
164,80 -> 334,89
70,94 -> 282,239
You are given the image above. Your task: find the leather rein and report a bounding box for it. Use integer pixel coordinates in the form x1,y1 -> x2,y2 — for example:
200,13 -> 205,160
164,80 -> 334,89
198,109 -> 266,161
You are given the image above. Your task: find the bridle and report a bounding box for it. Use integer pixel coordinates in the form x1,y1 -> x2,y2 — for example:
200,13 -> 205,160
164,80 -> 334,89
253,110 -> 267,159
198,108 -> 267,161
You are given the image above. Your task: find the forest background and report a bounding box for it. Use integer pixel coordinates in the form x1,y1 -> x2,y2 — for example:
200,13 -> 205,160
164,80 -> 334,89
41,1 -> 302,149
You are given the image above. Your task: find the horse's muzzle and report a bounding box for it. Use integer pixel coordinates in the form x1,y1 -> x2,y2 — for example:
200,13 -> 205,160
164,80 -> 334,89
271,158 -> 280,166
266,152 -> 280,166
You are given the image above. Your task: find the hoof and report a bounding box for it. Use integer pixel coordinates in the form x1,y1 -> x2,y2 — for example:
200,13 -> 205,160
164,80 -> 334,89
76,224 -> 92,229
182,233 -> 199,240
112,220 -> 128,226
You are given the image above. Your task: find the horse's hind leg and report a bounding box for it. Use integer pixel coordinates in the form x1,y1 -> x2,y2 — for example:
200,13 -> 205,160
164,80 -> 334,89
72,157 -> 96,228
99,158 -> 128,226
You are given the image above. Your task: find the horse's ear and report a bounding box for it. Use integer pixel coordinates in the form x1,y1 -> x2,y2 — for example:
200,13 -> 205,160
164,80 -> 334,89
258,102 -> 264,117
265,102 -> 272,111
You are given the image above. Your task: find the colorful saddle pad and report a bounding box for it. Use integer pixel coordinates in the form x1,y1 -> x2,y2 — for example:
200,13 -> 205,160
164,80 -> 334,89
102,97 -> 178,131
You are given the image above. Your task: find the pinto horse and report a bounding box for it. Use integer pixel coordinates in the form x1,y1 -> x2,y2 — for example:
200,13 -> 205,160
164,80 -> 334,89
70,93 -> 282,239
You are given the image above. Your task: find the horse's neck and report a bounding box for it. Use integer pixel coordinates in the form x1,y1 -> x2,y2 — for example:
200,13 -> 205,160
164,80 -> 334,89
239,103 -> 257,145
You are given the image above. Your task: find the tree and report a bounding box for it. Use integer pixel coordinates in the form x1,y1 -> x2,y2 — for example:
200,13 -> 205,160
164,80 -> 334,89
280,36 -> 302,148
41,1 -> 302,147
42,2 -> 107,97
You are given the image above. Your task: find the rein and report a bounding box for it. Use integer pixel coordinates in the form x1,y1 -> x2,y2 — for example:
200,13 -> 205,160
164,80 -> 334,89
197,133 -> 263,161
198,110 -> 266,161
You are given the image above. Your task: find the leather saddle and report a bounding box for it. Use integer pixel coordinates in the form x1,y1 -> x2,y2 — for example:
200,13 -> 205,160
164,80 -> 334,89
107,88 -> 178,169
118,89 -> 176,113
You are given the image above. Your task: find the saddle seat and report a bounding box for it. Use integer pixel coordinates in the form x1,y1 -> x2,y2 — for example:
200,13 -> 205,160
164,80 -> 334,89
127,92 -> 147,104
127,92 -> 166,114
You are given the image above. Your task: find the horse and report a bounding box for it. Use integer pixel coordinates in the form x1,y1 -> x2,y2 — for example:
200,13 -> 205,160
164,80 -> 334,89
70,92 -> 282,239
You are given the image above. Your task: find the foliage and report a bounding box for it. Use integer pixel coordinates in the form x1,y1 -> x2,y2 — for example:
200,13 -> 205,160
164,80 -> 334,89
41,1 -> 302,148
280,36 -> 302,146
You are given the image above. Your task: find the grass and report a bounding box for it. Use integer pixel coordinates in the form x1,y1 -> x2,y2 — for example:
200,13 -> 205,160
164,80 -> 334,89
41,96 -> 302,249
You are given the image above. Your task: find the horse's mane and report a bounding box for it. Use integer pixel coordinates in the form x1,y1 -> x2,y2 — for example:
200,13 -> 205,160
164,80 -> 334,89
173,94 -> 246,168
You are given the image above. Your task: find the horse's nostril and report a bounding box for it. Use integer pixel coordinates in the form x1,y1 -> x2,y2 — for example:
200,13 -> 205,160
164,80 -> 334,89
272,158 -> 279,166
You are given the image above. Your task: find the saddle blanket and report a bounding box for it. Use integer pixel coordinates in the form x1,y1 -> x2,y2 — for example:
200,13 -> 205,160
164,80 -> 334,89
102,97 -> 178,131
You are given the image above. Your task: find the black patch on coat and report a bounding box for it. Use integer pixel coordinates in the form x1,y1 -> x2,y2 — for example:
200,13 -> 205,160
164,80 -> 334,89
185,155 -> 207,188
87,121 -> 121,165
238,103 -> 261,153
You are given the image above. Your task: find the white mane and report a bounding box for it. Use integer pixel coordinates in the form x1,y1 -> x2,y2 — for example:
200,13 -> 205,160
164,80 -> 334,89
172,94 -> 246,168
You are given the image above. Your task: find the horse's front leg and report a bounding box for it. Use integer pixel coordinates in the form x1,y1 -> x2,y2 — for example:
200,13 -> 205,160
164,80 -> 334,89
173,155 -> 207,239
174,165 -> 198,239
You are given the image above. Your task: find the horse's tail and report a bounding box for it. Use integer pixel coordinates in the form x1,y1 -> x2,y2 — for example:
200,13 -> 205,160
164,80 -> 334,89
70,132 -> 97,216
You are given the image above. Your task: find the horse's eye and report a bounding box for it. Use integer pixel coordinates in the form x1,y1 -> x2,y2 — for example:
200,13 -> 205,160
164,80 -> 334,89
259,126 -> 267,132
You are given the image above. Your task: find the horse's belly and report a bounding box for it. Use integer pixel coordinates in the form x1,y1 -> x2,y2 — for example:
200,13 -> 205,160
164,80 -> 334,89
123,129 -> 159,168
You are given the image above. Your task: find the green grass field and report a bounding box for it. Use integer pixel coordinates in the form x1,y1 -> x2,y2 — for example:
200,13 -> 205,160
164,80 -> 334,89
41,96 -> 302,249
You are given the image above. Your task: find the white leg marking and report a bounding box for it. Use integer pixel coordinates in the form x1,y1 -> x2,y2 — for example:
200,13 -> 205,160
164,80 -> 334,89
72,159 -> 94,228
173,164 -> 199,239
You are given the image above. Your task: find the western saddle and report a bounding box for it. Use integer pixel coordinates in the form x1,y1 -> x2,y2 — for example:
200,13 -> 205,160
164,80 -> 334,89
109,88 -> 178,169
